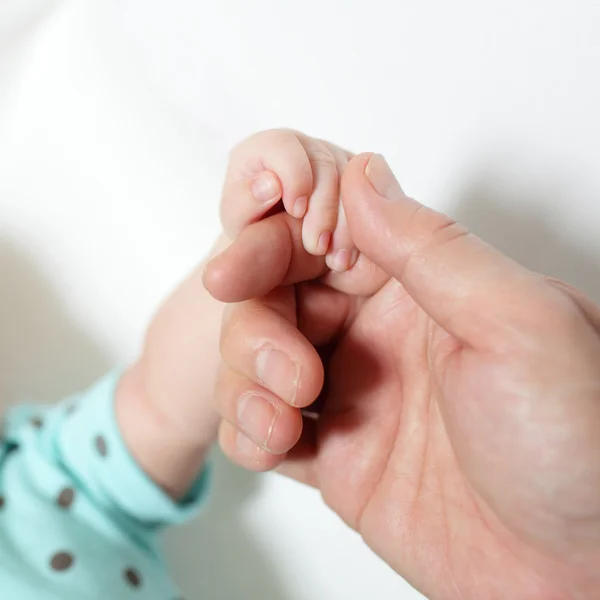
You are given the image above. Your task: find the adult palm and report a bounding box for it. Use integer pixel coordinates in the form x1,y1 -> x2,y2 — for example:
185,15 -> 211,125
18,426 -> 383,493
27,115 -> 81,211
207,154 -> 600,599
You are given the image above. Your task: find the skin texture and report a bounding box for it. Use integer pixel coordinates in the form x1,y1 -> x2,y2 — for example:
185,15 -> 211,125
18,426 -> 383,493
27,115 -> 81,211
221,129 -> 358,271
115,235 -> 229,499
113,127 -> 600,598
113,130 -> 359,499
205,151 -> 600,599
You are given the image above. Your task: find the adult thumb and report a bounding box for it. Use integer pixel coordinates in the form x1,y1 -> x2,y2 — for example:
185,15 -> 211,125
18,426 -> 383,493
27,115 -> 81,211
341,153 -> 541,348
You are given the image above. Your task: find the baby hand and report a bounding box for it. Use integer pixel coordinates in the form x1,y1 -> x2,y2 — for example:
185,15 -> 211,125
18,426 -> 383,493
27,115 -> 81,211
115,130 -> 358,498
221,129 -> 359,272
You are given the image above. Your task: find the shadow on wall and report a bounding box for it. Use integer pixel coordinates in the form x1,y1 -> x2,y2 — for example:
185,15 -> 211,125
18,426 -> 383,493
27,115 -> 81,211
0,237 -> 110,407
452,175 -> 600,304
0,0 -> 60,47
0,236 -> 290,600
166,452 -> 291,600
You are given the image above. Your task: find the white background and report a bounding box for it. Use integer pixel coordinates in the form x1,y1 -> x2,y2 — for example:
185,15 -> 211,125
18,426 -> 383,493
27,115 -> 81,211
1,1 -> 600,598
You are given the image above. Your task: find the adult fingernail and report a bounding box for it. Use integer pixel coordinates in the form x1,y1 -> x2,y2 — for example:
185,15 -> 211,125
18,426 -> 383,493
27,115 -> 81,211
256,348 -> 299,404
327,248 -> 352,272
252,172 -> 280,204
292,196 -> 308,218
317,231 -> 331,255
237,393 -> 278,449
236,431 -> 261,459
365,154 -> 404,202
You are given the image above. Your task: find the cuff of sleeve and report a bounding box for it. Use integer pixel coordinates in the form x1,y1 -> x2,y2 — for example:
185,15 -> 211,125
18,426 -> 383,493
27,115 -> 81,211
57,370 -> 212,527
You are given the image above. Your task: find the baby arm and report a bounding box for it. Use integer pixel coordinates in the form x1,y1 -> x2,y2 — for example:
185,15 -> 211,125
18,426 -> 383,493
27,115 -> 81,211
2,128 -> 354,519
0,129 -> 359,597
115,129 -> 358,492
116,234 -> 228,499
0,237 -> 228,598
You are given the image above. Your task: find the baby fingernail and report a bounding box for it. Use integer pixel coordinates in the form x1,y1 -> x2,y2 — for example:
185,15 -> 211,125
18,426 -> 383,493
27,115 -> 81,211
328,248 -> 351,272
256,348 -> 299,404
237,393 -> 278,449
317,231 -> 331,255
292,196 -> 308,218
252,172 -> 280,204
365,154 -> 405,202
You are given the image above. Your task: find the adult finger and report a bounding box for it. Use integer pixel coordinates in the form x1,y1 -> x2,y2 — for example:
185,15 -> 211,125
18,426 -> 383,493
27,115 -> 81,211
204,212 -> 326,303
341,153 -> 551,349
219,420 -> 286,472
219,294 -> 324,408
216,365 -> 303,455
204,211 -> 388,303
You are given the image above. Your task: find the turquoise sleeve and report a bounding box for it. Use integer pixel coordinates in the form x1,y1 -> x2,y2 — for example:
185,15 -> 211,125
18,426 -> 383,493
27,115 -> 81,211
0,371 -> 211,599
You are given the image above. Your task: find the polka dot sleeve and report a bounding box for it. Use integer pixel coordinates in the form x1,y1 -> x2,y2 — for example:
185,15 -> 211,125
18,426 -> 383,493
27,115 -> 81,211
55,371 -> 212,530
2,372 -> 211,534
0,372 -> 205,598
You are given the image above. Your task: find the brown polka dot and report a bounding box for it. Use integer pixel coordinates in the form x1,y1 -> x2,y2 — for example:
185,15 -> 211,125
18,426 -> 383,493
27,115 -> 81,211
94,435 -> 108,457
65,404 -> 77,415
124,567 -> 142,588
4,442 -> 18,456
50,551 -> 74,571
31,417 -> 43,428
57,487 -> 75,509
0,495 -> 5,509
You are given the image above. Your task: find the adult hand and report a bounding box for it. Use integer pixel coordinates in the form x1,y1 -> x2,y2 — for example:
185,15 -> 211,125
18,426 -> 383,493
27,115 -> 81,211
205,153 -> 600,599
